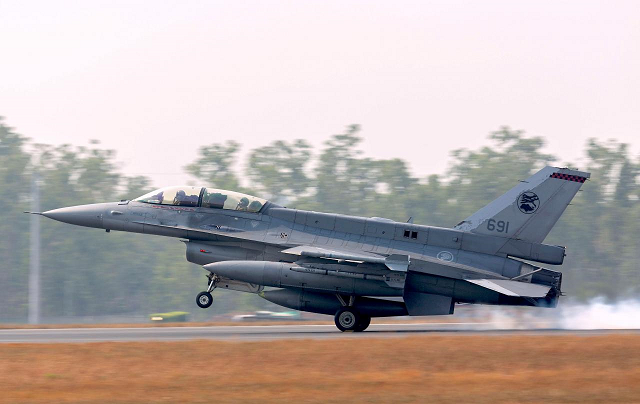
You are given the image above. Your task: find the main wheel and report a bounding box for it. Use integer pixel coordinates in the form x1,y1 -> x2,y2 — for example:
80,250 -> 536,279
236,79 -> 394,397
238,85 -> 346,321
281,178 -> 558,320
354,315 -> 371,332
335,307 -> 360,332
196,291 -> 213,308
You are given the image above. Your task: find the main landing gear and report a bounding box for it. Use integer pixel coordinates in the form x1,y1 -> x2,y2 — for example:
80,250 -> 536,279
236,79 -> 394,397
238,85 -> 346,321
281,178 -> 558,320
334,295 -> 371,332
196,274 -> 218,309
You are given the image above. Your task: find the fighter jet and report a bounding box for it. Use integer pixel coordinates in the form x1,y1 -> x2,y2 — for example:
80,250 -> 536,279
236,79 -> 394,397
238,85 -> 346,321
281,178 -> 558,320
33,166 -> 589,331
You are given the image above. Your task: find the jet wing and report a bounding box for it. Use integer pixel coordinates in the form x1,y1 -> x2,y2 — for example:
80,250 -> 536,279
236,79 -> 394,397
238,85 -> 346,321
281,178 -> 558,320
281,245 -> 410,272
407,256 -> 551,297
408,255 -> 510,280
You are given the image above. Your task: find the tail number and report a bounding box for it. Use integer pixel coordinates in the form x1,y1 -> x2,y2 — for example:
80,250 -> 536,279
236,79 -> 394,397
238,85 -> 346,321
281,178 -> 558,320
487,219 -> 509,233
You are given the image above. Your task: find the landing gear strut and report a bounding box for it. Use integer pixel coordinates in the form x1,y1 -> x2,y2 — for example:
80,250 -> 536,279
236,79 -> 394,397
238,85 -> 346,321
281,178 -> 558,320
196,274 -> 218,309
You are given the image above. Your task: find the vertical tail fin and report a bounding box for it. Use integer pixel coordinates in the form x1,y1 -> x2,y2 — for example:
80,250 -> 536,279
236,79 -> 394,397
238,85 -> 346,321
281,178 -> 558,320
454,166 -> 590,243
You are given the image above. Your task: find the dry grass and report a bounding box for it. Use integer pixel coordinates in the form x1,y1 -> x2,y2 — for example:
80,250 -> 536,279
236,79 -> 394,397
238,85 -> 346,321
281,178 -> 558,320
1,335 -> 640,403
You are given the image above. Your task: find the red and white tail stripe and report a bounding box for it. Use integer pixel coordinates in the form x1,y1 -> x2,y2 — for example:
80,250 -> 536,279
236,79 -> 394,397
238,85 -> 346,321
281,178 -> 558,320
550,172 -> 587,183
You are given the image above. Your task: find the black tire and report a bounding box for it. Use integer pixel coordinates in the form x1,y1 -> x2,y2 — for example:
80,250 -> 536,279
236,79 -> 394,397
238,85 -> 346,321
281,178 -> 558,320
354,315 -> 371,332
334,307 -> 360,332
196,291 -> 213,308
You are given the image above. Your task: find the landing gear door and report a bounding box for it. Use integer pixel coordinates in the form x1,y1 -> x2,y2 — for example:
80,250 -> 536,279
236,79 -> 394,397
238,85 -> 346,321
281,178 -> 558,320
216,278 -> 263,294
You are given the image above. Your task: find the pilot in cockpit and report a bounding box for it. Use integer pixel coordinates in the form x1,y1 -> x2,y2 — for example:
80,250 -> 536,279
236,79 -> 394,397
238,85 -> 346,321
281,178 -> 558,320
151,191 -> 164,204
236,197 -> 250,211
173,190 -> 199,207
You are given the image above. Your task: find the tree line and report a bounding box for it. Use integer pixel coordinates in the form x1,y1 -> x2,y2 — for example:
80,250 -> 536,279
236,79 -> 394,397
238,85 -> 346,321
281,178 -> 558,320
0,117 -> 638,322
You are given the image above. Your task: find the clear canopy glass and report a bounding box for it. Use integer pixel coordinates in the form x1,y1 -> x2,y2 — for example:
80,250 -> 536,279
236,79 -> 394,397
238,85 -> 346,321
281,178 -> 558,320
134,186 -> 202,207
200,188 -> 266,212
133,186 -> 267,213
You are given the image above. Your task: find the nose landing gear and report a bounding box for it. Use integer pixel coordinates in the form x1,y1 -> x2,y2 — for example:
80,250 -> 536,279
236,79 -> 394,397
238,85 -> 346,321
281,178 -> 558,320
196,274 -> 219,309
196,291 -> 213,308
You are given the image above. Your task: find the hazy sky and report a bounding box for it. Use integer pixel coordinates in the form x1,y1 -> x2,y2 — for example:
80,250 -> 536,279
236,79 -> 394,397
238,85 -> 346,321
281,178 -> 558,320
1,1 -> 638,187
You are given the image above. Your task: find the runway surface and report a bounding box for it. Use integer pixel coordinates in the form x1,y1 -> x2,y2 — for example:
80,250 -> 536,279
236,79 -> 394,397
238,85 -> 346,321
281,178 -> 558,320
2,323 -> 639,343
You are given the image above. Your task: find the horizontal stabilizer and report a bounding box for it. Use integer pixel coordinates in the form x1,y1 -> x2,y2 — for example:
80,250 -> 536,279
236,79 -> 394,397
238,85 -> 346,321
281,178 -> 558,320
465,279 -> 551,297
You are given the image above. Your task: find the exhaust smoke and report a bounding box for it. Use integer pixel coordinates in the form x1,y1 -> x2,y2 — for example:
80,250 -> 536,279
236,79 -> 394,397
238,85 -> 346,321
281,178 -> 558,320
477,298 -> 640,330
558,298 -> 640,330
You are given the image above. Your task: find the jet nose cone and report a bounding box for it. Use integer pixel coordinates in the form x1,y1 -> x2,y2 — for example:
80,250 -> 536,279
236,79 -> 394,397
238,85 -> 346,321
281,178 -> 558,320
42,203 -> 107,228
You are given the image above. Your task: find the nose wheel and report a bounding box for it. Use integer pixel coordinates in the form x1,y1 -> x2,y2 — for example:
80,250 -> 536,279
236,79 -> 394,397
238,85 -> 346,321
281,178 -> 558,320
196,274 -> 218,309
196,291 -> 213,308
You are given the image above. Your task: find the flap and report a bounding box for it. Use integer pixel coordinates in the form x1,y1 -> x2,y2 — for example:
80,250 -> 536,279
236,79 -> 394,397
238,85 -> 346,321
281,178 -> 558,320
465,279 -> 551,297
408,255 -> 511,280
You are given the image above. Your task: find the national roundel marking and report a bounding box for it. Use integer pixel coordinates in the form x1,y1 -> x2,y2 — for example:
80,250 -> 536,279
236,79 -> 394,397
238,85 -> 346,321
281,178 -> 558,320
517,191 -> 540,214
437,251 -> 454,262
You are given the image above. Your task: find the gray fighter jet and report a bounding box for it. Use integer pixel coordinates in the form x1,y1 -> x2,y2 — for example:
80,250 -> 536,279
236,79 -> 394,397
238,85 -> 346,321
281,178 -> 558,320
33,166 -> 589,331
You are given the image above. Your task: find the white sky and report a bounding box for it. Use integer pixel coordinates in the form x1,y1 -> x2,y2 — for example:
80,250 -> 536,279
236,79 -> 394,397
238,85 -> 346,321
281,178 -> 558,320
1,0 -> 638,187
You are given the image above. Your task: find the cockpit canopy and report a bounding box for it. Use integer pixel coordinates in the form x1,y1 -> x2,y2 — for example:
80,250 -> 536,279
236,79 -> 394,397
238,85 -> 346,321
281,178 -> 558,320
133,186 -> 267,213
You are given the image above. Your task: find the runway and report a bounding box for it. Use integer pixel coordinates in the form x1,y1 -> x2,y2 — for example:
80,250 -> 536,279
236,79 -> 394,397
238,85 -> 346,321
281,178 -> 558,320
1,323 -> 639,343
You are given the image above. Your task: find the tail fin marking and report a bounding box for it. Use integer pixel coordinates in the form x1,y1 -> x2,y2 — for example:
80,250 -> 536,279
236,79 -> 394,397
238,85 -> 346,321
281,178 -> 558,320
454,166 -> 590,243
